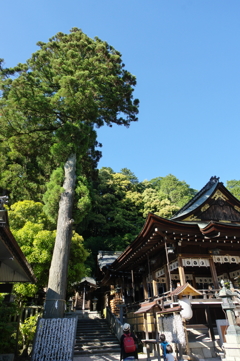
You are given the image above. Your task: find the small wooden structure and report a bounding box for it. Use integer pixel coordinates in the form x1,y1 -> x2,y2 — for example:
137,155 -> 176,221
135,301 -> 163,361
72,277 -> 98,311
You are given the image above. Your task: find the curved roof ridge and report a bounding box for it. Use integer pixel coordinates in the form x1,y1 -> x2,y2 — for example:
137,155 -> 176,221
171,176 -> 220,220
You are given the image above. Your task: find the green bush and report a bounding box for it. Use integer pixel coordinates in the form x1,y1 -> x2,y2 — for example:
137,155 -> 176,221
19,314 -> 39,357
0,300 -> 18,353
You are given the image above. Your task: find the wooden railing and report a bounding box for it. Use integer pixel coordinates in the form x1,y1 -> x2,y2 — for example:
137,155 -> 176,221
10,305 -> 44,323
106,306 -> 123,341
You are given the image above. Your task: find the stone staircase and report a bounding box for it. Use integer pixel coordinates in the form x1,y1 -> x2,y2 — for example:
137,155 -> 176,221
73,313 -> 121,356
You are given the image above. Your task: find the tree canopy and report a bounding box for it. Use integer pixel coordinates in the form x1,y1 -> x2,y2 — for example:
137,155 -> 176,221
0,28 -> 139,204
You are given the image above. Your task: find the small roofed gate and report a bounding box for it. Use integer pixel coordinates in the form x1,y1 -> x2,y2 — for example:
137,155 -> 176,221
72,278 -> 98,311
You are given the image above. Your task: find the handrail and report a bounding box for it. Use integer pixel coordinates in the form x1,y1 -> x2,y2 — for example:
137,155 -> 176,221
106,306 -> 123,341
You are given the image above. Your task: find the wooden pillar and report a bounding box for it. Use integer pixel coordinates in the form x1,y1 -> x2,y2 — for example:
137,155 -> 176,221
209,258 -> 219,289
152,280 -> 158,297
192,273 -> 197,289
122,275 -> 126,302
164,265 -> 170,291
143,277 -> 149,300
143,312 -> 152,361
131,270 -> 135,302
153,308 -> 161,360
178,257 -> 186,285
82,286 -> 86,312
183,319 -> 191,357
144,312 -> 149,339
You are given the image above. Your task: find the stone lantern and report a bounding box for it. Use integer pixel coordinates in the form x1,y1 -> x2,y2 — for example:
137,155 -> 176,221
217,280 -> 240,337
217,280 -> 240,361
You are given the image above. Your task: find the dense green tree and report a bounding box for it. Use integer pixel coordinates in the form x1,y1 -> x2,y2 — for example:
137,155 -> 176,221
80,171 -> 198,270
0,28 -> 139,317
8,200 -> 89,295
78,168 -> 144,269
142,186 -> 179,218
120,168 -> 139,184
0,137 -> 54,202
149,174 -> 197,208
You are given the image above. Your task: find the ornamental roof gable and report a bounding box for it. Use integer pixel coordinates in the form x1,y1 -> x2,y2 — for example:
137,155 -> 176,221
171,176 -> 240,224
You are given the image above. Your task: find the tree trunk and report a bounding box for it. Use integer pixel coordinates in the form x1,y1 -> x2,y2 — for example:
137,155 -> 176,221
44,153 -> 76,318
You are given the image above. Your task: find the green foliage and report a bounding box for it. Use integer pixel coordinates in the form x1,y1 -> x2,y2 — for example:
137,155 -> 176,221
79,170 -> 198,271
19,314 -> 39,357
8,200 -> 52,230
120,168 -> 139,184
74,176 -> 92,223
43,167 -> 64,223
78,168 -> 145,269
68,232 -> 90,286
43,168 -> 92,225
150,174 -> 197,208
13,284 -> 38,303
0,133 -> 55,203
226,180 -> 240,200
11,219 -> 56,290
142,187 -> 179,218
0,300 -> 18,353
8,200 -> 89,292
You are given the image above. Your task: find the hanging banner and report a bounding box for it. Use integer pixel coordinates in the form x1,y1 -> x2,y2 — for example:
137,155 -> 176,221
155,268 -> 165,278
213,255 -> 240,264
182,258 -> 210,267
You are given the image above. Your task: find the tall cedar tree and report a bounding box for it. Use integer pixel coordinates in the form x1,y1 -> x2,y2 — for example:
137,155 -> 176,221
0,28 -> 139,317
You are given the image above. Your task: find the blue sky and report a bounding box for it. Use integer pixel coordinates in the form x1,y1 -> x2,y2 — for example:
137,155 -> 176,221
1,1 -> 240,191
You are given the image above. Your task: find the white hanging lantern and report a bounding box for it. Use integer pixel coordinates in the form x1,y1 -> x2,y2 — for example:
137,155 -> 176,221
179,297 -> 193,320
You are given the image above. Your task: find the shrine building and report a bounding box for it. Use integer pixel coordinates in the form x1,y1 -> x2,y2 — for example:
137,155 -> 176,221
99,176 -> 240,343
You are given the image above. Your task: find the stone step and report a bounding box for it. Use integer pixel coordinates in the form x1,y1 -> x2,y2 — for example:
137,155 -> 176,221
74,317 -> 120,356
76,336 -> 117,341
76,330 -> 113,334
75,341 -> 120,347
74,346 -> 120,356
77,325 -> 109,329
76,330 -> 112,335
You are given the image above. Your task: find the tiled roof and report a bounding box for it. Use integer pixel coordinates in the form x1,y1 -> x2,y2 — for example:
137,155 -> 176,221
170,283 -> 202,297
134,300 -> 162,314
171,176 -> 220,220
97,251 -> 123,270
157,306 -> 182,314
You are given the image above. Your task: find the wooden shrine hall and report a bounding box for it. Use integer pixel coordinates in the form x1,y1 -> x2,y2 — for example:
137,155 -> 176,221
99,176 -> 240,342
